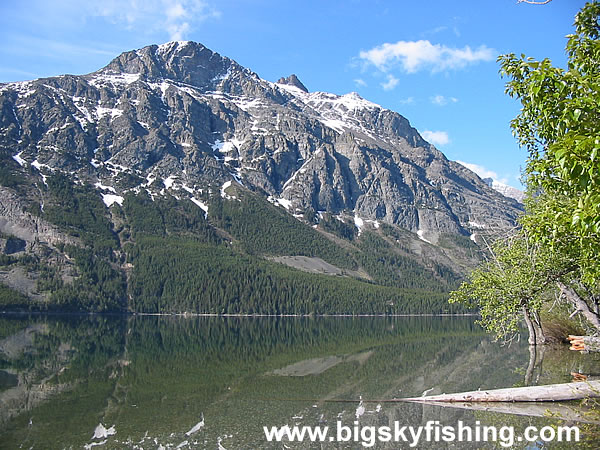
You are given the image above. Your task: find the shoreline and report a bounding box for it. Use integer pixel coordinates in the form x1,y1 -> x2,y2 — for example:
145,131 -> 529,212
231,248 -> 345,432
0,310 -> 479,318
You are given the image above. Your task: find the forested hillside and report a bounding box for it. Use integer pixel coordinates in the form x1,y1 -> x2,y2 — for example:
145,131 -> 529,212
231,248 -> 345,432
0,38 -> 514,315
0,164 -> 473,314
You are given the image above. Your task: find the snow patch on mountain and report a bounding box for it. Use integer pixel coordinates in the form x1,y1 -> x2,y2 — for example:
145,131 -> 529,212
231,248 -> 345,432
12,152 -> 26,166
96,106 -> 123,120
190,197 -> 208,217
468,221 -> 485,229
485,178 -> 525,202
157,40 -> 192,53
102,194 -> 124,207
274,82 -> 382,136
221,181 -> 234,199
89,73 -> 140,87
276,198 -> 292,209
94,182 -> 116,193
163,175 -> 177,189
417,230 -> 432,244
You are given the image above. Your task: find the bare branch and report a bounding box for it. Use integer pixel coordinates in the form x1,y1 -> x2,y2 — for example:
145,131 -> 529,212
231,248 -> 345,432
517,0 -> 553,4
558,281 -> 600,331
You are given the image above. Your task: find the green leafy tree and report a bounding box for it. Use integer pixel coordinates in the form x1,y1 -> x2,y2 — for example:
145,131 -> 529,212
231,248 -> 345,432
451,2 -> 600,341
499,1 -> 600,283
450,232 -> 578,344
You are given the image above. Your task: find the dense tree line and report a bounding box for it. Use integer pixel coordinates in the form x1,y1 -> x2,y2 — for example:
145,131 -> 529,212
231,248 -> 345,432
42,173 -> 119,254
122,191 -> 220,242
127,235 -> 464,314
47,246 -> 127,312
318,212 -> 358,240
0,283 -> 30,309
0,157 -> 23,188
355,232 -> 461,291
208,191 -> 357,270
0,165 -> 470,314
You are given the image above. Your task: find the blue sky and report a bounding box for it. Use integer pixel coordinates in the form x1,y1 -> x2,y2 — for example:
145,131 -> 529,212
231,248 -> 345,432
0,0 -> 589,189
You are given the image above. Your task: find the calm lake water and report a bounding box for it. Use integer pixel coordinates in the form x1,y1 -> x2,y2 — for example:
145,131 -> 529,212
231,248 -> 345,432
0,314 -> 599,449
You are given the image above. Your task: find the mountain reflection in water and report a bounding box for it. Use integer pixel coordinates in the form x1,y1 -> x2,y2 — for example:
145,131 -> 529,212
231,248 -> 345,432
0,315 -> 597,448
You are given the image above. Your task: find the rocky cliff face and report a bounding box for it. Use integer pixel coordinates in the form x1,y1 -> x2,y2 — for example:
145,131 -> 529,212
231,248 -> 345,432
0,187 -> 78,249
0,40 -> 521,242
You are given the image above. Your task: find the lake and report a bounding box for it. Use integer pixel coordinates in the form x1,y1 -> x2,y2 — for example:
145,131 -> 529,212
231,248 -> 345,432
0,315 -> 598,449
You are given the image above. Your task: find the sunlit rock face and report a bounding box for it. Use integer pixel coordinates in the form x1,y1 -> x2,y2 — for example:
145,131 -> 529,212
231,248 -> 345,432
0,40 -> 521,239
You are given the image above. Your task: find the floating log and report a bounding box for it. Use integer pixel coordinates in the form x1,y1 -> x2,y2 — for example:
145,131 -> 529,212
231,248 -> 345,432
402,380 -> 600,403
414,400 -> 600,424
568,335 -> 600,352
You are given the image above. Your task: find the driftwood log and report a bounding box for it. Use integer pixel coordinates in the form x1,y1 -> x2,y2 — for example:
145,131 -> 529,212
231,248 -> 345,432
568,335 -> 600,352
403,380 -> 600,403
414,400 -> 600,424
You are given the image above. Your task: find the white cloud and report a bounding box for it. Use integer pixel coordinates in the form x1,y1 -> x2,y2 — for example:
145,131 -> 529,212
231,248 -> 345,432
166,3 -> 187,21
354,78 -> 367,87
162,1 -> 220,40
421,130 -> 450,146
65,0 -> 220,41
398,97 -> 415,105
426,26 -> 448,35
430,95 -> 458,106
167,21 -> 191,41
455,160 -> 509,184
381,74 -> 399,90
358,40 -> 495,74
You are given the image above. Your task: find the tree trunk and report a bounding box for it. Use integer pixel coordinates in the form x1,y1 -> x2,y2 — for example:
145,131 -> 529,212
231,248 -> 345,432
522,305 -> 545,345
532,310 -> 546,344
558,281 -> 600,331
402,380 -> 600,402
412,399 -> 600,424
525,344 -> 546,385
525,345 -> 536,385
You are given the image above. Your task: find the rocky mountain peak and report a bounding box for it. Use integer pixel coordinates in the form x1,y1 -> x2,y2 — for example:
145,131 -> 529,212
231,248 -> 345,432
0,40 -> 523,243
482,177 -> 525,202
276,74 -> 308,93
95,40 -> 248,90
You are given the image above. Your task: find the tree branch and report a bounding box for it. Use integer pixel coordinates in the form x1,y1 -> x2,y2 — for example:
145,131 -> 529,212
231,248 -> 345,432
517,0 -> 553,4
557,281 -> 600,331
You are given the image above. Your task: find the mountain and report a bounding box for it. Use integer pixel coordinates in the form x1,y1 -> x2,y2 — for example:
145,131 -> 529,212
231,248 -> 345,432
0,40 -> 521,238
0,41 -> 522,314
482,178 -> 525,203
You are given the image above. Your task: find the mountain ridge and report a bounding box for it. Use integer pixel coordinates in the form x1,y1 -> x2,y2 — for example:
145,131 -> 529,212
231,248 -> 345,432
1,40 -> 521,245
0,40 -> 522,313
